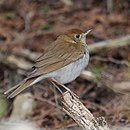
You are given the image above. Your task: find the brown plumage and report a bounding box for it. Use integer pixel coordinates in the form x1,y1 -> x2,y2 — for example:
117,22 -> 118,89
5,29 -> 91,98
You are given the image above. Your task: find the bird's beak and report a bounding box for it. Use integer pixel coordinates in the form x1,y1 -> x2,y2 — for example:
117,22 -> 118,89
84,29 -> 92,36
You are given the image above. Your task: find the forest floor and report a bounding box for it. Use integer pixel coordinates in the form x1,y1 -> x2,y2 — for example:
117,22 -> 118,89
0,0 -> 130,129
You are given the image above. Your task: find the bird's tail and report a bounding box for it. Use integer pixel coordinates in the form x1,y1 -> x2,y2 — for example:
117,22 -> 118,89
4,76 -> 38,99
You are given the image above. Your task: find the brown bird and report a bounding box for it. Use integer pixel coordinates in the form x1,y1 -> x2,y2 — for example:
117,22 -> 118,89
5,29 -> 91,98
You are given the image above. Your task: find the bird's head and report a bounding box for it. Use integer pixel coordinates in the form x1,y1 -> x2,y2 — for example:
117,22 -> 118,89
59,29 -> 92,45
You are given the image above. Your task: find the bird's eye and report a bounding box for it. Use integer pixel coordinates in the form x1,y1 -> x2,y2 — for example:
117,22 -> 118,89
75,34 -> 81,39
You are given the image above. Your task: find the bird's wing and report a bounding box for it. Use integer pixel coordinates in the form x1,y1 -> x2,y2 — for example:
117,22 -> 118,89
6,77 -> 38,98
5,39 -> 85,98
30,40 -> 85,77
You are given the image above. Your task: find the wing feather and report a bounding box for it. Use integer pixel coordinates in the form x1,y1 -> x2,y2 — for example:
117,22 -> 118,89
31,38 -> 85,77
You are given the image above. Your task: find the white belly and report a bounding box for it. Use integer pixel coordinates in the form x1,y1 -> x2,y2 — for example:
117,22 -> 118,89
52,49 -> 89,84
31,48 -> 89,85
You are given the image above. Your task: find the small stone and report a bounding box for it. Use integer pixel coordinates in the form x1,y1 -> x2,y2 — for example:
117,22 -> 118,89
10,93 -> 36,121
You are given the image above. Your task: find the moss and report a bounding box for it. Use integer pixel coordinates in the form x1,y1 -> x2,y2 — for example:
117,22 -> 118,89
4,11 -> 16,19
0,98 -> 8,118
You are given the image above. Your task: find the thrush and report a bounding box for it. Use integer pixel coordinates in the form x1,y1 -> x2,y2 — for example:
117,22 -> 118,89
5,29 -> 91,98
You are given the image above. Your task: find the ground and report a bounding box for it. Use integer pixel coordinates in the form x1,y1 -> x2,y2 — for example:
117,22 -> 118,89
0,0 -> 130,129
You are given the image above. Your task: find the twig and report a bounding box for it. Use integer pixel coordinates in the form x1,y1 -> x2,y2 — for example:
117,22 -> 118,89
88,35 -> 130,53
0,52 -> 33,70
80,70 -> 96,81
61,91 -> 110,130
91,56 -> 130,67
19,11 -> 35,33
34,96 -> 61,109
107,0 -> 113,13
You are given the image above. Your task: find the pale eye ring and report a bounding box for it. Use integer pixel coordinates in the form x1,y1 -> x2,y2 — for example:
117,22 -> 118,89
75,34 -> 81,39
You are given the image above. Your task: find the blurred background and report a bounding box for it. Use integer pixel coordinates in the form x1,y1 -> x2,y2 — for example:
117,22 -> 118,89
0,0 -> 130,129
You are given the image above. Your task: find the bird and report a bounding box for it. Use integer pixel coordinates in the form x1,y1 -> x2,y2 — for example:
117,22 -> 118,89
5,28 -> 91,98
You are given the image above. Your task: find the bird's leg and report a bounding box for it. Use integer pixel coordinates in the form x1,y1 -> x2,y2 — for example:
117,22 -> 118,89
50,79 -> 63,94
49,80 -> 65,125
51,78 -> 71,92
50,78 -> 78,98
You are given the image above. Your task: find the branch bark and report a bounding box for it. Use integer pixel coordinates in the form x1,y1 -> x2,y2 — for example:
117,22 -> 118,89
61,91 -> 110,130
